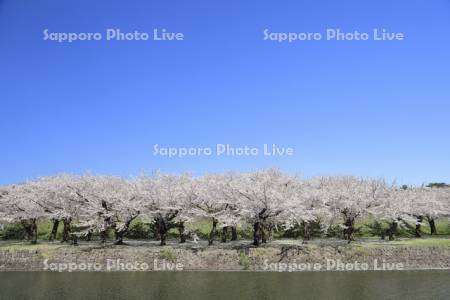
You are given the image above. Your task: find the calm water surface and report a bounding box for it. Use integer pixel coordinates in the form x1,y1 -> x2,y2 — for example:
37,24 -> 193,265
0,271 -> 449,300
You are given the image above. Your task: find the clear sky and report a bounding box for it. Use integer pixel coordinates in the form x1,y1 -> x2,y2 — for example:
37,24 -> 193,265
1,0 -> 449,185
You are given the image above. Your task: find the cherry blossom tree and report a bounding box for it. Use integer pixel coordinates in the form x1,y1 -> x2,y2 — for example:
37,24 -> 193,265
0,182 -> 52,244
408,185 -> 450,236
31,175 -> 97,243
367,184 -> 416,240
73,175 -> 143,244
137,173 -> 195,245
232,169 -> 294,246
0,186 -> 12,224
318,176 -> 386,243
0,171 -> 448,247
282,178 -> 332,243
193,174 -> 242,245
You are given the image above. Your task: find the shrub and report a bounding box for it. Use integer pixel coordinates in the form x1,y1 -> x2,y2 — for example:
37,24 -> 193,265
325,224 -> 343,238
366,220 -> 386,238
125,221 -> 152,239
0,223 -> 25,240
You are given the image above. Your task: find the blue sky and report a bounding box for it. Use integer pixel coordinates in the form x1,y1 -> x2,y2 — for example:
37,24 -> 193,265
1,0 -> 449,185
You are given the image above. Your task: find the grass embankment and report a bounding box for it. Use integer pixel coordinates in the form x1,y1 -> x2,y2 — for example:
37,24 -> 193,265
367,238 -> 450,247
1,237 -> 449,251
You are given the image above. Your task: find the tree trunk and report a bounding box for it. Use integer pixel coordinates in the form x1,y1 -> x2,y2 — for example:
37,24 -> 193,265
61,218 -> 72,243
153,212 -> 179,246
208,218 -> 218,245
115,230 -> 124,245
30,219 -> 38,244
302,221 -> 311,244
114,215 -> 137,245
100,219 -> 109,244
154,222 -> 161,241
178,222 -> 186,243
388,221 -> 398,241
253,222 -> 262,246
428,218 -> 437,235
86,229 -> 93,241
231,226 -> 238,241
155,215 -> 168,246
221,226 -> 228,243
49,219 -> 59,241
100,229 -> 107,243
343,218 -> 355,243
160,228 -> 167,246
261,225 -> 267,243
21,220 -> 33,241
72,234 -> 78,245
415,216 -> 423,238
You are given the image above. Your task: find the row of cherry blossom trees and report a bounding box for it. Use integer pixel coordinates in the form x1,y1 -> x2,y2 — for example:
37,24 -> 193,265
0,170 -> 449,245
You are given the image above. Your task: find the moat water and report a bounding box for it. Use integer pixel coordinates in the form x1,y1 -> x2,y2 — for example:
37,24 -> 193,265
0,270 -> 449,300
